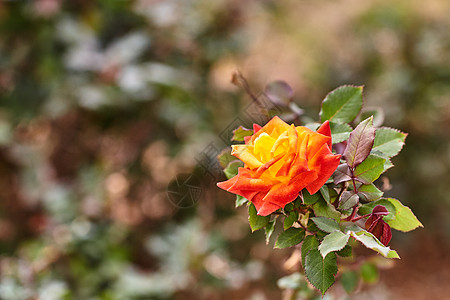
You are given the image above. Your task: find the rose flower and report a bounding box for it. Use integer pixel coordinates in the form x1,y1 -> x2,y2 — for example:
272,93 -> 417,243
217,116 -> 341,216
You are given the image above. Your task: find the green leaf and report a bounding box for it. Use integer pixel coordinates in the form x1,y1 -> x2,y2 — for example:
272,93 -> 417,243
265,219 -> 276,245
248,203 -> 270,232
336,245 -> 352,257
339,191 -> 359,210
343,117 -> 375,168
313,198 -> 341,221
303,189 -> 321,205
357,183 -> 383,202
319,231 -> 350,258
311,217 -> 341,233
275,227 -> 305,249
384,198 -> 423,232
302,235 -> 319,266
372,127 -> 407,158
341,271 -> 359,293
217,148 -> 235,168
353,154 -> 386,184
293,197 -> 302,208
358,199 -> 396,222
328,188 -> 338,204
224,160 -> 243,179
235,195 -> 248,208
384,158 -> 393,170
360,263 -> 379,284
284,203 -> 294,212
305,250 -> 338,295
329,122 -> 353,144
232,126 -> 253,142
284,210 -> 299,230
347,229 -> 399,259
320,185 -> 330,203
320,85 -> 363,124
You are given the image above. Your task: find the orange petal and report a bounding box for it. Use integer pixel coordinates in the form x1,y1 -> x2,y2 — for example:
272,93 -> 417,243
250,116 -> 290,144
287,134 -> 309,177
317,120 -> 332,148
305,131 -> 330,160
220,168 -> 274,192
253,123 -> 262,133
217,174 -> 239,191
276,153 -> 295,177
254,153 -> 285,177
262,170 -> 317,207
251,192 -> 281,216
231,145 -> 263,169
256,202 -> 281,216
306,144 -> 341,194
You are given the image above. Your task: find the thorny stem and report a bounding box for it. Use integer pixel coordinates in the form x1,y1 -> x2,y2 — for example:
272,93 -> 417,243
296,220 -> 316,235
343,167 -> 360,221
350,167 -> 358,194
335,183 -> 347,208
345,205 -> 359,221
351,213 -> 370,222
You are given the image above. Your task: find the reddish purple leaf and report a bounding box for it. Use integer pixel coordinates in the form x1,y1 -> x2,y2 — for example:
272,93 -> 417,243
365,205 -> 392,246
339,191 -> 359,210
265,80 -> 294,107
333,164 -> 352,184
372,205 -> 389,217
343,117 -> 375,168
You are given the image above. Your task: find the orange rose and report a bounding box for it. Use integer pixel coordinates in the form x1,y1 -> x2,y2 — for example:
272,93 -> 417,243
217,116 -> 341,216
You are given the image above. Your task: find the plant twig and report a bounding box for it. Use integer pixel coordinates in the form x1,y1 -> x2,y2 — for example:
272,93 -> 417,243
231,70 -> 269,117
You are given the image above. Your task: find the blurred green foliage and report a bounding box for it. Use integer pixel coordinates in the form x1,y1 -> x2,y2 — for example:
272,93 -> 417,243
0,0 -> 448,299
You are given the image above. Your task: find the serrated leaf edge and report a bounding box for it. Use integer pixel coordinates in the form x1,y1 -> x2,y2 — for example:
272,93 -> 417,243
384,198 -> 423,232
275,228 -> 305,249
320,85 -> 364,123
353,153 -> 387,184
311,217 -> 341,233
319,231 -> 350,258
373,127 -> 408,157
304,250 -> 338,295
348,230 -> 400,259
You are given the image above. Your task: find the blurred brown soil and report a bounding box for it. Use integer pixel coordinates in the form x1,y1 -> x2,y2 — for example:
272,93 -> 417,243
380,233 -> 450,300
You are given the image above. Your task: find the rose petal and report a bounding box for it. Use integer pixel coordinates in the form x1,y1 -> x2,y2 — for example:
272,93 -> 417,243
226,168 -> 276,192
253,123 -> 262,134
254,153 -> 285,177
317,120 -> 332,148
250,116 -> 290,145
306,143 -> 341,194
251,192 -> 281,216
217,173 -> 240,191
231,145 -> 263,169
253,133 -> 277,162
217,169 -> 268,200
287,134 -> 309,177
262,169 -> 317,207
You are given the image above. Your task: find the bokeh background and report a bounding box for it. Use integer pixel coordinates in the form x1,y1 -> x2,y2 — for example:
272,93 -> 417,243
0,0 -> 449,299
